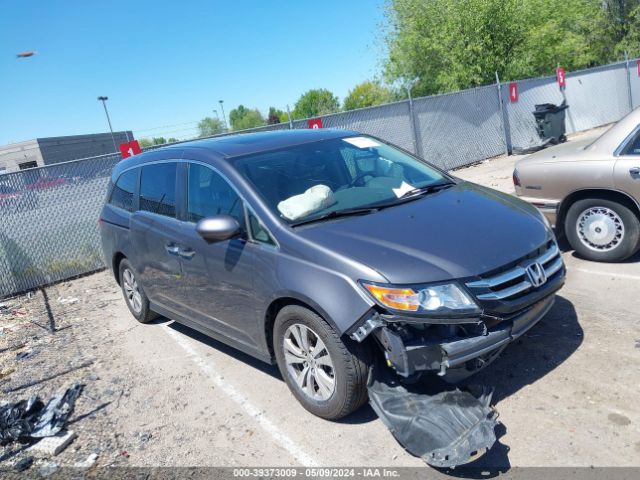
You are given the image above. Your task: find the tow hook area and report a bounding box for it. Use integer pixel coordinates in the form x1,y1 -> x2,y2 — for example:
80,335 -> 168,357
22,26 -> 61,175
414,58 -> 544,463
367,360 -> 498,468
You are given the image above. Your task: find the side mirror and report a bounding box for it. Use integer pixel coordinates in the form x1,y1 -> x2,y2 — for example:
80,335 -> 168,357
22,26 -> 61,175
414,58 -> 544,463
196,215 -> 241,242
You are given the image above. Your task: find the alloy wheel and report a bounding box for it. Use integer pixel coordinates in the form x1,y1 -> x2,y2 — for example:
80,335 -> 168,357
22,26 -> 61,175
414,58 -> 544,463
122,268 -> 143,314
283,323 -> 336,401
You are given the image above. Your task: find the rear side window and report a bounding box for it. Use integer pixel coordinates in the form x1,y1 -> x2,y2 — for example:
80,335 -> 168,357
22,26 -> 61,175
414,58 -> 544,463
187,163 -> 244,225
109,169 -> 137,212
139,163 -> 177,217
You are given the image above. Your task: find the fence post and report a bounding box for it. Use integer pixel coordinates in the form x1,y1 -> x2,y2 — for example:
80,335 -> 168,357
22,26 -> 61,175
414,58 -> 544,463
625,51 -> 634,112
405,86 -> 422,157
286,105 -> 294,129
494,71 -> 511,156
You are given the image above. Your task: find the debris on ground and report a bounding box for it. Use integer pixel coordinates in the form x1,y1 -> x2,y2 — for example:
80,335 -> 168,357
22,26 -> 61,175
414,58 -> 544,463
57,297 -> 79,305
16,349 -> 39,361
28,430 -> 77,456
0,368 -> 14,380
14,456 -> 34,472
0,384 -> 83,445
38,461 -> 59,477
74,452 -> 98,469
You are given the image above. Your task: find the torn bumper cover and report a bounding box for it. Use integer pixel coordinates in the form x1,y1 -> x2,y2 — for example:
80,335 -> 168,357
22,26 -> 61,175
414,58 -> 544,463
351,294 -> 555,380
368,362 -> 498,468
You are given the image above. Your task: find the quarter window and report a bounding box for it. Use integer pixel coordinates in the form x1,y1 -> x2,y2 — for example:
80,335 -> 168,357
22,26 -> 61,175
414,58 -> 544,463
248,210 -> 275,245
139,163 -> 177,217
187,163 -> 244,225
109,169 -> 137,212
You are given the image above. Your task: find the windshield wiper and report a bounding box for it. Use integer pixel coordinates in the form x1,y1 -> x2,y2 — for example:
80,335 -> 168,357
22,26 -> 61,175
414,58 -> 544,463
290,206 -> 378,227
398,181 -> 455,199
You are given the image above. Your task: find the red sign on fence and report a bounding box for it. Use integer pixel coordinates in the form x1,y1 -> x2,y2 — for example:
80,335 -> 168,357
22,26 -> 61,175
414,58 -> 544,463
307,118 -> 323,129
637,60 -> 640,77
119,140 -> 142,159
509,82 -> 518,103
556,67 -> 566,88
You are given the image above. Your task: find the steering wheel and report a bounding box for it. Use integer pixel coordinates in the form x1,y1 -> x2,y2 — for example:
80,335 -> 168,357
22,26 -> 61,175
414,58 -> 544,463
347,172 -> 373,188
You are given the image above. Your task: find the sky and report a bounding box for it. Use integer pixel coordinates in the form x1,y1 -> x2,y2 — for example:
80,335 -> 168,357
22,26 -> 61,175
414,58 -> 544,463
0,0 -> 386,144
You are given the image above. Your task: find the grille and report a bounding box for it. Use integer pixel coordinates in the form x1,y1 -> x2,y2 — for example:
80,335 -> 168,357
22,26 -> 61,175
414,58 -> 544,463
465,242 -> 563,301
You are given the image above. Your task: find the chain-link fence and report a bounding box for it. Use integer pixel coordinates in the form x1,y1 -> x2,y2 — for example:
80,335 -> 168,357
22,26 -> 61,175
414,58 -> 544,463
2,57 -> 639,297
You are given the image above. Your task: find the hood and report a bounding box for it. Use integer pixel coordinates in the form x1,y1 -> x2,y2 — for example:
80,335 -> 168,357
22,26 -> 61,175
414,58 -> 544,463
296,182 -> 549,284
516,136 -> 599,168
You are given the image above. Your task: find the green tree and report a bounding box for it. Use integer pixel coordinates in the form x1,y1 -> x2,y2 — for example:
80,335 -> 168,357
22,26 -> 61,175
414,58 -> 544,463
229,105 -> 266,130
197,117 -> 225,137
292,89 -> 340,119
167,137 -> 178,143
151,137 -> 166,145
384,0 -> 609,95
267,107 -> 284,124
138,138 -> 153,148
343,81 -> 392,110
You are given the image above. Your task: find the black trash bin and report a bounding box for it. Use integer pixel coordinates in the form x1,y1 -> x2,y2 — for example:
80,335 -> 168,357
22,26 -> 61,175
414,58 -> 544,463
533,101 -> 568,143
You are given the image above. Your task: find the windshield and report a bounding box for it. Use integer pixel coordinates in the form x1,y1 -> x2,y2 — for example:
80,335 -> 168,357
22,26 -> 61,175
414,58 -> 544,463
233,136 -> 449,224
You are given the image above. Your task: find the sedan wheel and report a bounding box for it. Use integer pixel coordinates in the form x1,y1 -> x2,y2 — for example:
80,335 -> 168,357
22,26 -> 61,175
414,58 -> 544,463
565,198 -> 640,262
576,206 -> 624,252
283,323 -> 336,401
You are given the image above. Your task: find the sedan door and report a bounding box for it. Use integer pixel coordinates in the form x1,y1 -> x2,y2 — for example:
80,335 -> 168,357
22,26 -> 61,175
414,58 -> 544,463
172,162 -> 262,350
615,131 -> 640,200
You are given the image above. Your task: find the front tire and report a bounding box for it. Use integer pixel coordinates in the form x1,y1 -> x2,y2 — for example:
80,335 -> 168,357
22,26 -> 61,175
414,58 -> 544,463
118,259 -> 158,323
273,305 -> 371,420
565,198 -> 640,262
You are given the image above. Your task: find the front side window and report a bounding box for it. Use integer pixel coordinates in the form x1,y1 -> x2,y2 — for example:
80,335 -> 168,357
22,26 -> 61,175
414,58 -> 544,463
109,169 -> 137,212
187,163 -> 244,225
233,136 -> 449,224
139,162 -> 177,217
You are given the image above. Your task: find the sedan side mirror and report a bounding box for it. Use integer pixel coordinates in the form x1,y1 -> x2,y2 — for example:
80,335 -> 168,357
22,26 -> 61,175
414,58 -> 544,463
196,215 -> 241,242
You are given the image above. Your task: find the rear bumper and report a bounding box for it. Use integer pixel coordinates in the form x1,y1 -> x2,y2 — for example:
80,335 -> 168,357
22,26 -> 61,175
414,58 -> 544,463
517,195 -> 560,227
371,294 -> 556,380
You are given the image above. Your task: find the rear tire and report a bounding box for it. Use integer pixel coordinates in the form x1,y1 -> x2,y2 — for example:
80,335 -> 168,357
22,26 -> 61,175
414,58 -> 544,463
565,198 -> 640,262
273,305 -> 371,420
118,259 -> 158,323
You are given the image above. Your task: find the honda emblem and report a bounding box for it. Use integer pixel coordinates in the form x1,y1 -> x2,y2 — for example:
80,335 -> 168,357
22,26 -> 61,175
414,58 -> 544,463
526,262 -> 547,288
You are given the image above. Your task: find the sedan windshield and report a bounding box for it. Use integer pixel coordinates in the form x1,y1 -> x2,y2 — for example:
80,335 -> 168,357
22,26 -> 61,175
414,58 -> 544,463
233,136 -> 449,224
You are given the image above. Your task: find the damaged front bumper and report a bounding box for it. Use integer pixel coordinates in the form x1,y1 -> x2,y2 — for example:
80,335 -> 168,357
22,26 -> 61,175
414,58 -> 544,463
350,294 -> 556,382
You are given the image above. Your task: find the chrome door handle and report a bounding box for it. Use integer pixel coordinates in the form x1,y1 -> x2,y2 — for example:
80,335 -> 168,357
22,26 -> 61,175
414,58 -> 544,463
179,248 -> 196,260
165,244 -> 180,256
630,167 -> 640,176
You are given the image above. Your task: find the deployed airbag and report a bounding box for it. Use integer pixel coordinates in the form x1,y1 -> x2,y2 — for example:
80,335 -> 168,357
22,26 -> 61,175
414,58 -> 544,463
368,363 -> 497,468
277,185 -> 336,221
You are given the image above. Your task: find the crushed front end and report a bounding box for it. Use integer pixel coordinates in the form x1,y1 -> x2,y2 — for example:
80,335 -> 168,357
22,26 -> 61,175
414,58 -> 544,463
350,240 -> 565,467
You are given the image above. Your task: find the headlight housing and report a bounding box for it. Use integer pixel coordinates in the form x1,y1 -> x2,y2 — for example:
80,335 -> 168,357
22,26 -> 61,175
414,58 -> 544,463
360,281 -> 480,316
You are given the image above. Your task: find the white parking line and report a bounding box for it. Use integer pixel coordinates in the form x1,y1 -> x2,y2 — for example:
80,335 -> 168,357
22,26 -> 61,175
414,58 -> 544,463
161,323 -> 319,467
571,267 -> 640,281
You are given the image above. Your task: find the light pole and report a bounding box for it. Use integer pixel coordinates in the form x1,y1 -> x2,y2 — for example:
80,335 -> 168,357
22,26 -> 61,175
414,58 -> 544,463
97,96 -> 118,153
218,100 -> 227,131
213,109 -> 220,121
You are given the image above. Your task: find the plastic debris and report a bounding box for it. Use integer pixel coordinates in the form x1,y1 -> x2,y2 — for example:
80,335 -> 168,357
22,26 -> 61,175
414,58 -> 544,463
14,456 -> 34,472
16,349 -> 39,361
0,384 -> 84,445
367,362 -> 498,468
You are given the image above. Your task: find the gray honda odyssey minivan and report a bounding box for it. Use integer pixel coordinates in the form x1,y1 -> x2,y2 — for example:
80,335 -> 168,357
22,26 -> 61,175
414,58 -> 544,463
100,130 -> 565,424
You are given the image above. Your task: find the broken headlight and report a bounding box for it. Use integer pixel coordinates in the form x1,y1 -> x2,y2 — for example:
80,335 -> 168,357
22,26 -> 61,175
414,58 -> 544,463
360,281 -> 480,316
